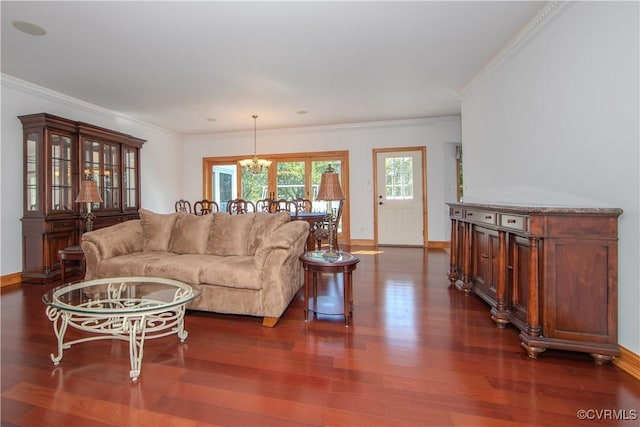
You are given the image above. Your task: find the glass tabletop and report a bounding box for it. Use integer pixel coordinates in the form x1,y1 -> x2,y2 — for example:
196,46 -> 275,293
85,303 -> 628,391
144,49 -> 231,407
300,250 -> 359,264
42,276 -> 199,315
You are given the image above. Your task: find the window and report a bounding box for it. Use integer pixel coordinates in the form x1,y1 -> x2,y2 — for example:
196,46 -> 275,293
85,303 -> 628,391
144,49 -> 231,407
456,145 -> 463,202
276,161 -> 305,199
212,165 -> 235,212
203,150 -> 349,241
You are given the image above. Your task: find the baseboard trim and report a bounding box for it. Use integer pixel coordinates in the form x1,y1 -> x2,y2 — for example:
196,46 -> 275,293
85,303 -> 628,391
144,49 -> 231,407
0,272 -> 22,288
349,240 -> 451,248
428,241 -> 450,249
613,346 -> 640,381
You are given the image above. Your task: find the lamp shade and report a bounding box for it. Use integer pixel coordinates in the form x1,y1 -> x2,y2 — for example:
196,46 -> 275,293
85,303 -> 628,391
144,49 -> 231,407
75,179 -> 103,204
316,166 -> 344,201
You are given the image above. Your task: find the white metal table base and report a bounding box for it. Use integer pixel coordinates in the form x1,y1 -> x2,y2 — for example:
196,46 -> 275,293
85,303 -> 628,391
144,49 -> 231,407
45,303 -> 189,381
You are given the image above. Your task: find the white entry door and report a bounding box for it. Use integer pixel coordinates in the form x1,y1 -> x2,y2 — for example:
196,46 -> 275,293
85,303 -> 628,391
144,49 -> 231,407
375,149 -> 425,246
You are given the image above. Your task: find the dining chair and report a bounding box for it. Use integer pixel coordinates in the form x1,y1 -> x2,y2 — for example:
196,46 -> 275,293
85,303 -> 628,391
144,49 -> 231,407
314,199 -> 344,250
256,198 -> 274,213
269,199 -> 301,214
292,198 -> 313,214
226,199 -> 256,214
174,199 -> 192,213
193,199 -> 219,215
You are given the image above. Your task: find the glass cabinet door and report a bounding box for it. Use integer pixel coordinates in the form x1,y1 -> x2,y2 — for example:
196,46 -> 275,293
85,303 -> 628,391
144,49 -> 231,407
50,132 -> 73,212
102,142 -> 120,209
81,138 -> 120,211
25,132 -> 40,212
123,146 -> 138,209
82,139 -> 101,211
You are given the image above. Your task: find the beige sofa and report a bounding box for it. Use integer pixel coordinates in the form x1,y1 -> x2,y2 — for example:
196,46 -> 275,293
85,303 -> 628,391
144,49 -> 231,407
81,209 -> 309,327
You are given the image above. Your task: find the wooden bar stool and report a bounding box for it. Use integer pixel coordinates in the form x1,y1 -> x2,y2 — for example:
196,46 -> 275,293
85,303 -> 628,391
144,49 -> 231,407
58,245 -> 85,283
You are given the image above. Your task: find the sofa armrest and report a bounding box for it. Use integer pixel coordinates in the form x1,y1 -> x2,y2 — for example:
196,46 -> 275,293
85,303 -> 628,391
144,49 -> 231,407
81,220 -> 143,279
253,220 -> 309,269
258,221 -> 309,318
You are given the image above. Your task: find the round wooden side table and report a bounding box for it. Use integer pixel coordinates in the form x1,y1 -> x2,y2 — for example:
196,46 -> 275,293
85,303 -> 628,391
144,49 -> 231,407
300,250 -> 360,326
58,245 -> 85,283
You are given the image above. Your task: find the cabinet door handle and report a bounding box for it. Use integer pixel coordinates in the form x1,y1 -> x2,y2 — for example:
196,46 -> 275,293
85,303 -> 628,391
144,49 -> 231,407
485,215 -> 492,220
481,253 -> 489,259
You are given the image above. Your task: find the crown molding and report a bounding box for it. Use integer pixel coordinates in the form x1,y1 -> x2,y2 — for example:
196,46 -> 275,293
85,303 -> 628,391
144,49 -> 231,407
460,1 -> 568,95
4,72 -> 455,138
1,73 -> 179,136
193,114 -> 462,138
2,72 -> 115,116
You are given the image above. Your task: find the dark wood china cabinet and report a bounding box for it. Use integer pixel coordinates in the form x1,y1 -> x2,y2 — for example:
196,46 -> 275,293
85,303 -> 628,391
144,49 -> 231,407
19,113 -> 145,283
447,202 -> 622,365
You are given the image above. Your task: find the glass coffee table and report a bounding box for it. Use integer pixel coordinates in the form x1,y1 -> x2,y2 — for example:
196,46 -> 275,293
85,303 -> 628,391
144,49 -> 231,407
42,276 -> 200,381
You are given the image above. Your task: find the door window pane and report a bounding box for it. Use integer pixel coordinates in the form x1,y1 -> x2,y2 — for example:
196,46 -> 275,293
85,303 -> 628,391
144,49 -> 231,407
385,157 -> 413,200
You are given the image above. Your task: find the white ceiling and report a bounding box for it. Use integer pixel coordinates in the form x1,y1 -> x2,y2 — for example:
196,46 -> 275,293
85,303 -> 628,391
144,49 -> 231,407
1,1 -> 545,135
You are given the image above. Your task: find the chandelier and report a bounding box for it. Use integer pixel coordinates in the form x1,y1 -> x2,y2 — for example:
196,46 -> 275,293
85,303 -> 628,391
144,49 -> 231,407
239,115 -> 272,174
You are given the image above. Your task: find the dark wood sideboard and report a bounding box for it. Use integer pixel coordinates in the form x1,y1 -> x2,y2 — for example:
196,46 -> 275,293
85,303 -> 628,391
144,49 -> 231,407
447,202 -> 622,365
19,113 -> 145,283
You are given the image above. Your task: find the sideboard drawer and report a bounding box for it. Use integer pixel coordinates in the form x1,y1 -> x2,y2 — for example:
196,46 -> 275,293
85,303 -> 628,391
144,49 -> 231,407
450,207 -> 464,219
500,214 -> 525,231
465,210 -> 496,225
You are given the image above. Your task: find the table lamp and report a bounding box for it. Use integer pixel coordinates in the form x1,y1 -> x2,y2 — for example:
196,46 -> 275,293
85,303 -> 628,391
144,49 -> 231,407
316,165 -> 345,260
75,177 -> 103,232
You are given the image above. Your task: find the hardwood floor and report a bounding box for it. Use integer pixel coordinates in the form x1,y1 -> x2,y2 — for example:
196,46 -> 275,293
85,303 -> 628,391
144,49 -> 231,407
2,246 -> 639,426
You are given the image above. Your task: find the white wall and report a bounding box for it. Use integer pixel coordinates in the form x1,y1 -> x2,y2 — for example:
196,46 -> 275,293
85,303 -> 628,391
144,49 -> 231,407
0,76 -> 183,276
182,116 -> 461,242
461,2 -> 639,353
1,75 -> 460,276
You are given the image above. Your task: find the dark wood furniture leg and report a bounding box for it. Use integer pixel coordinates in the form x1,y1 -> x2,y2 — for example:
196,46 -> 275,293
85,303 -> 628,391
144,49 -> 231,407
58,246 -> 85,284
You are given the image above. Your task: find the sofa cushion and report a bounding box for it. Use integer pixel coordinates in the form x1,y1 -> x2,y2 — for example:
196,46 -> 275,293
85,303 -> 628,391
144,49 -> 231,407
168,213 -> 213,254
96,252 -> 177,278
206,213 -> 256,256
247,212 -> 291,255
144,254 -> 209,285
199,255 -> 262,290
139,209 -> 180,252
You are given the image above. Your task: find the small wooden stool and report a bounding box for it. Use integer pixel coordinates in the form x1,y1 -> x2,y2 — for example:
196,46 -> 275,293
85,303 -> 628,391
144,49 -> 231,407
58,245 -> 85,283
